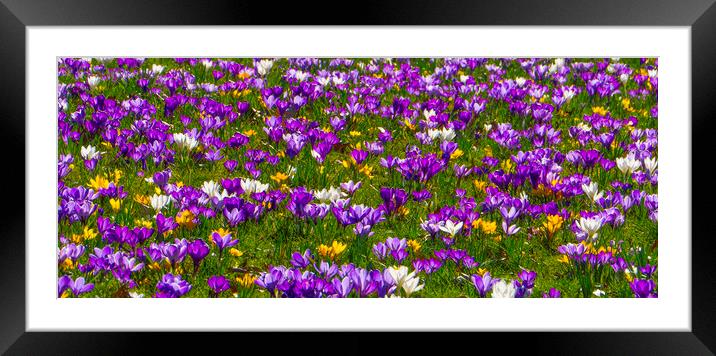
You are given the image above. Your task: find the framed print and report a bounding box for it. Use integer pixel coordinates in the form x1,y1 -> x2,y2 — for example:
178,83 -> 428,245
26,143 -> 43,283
2,0 -> 716,354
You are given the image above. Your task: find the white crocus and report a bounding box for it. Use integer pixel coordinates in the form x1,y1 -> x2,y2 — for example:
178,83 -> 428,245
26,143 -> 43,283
150,194 -> 170,212
491,280 -> 516,298
316,76 -> 331,87
201,59 -> 213,70
80,145 -> 100,160
172,133 -> 199,152
151,64 -> 165,75
581,182 -> 604,202
401,274 -> 425,297
616,155 -> 642,175
514,77 -> 527,86
387,266 -> 424,297
438,220 -> 464,237
313,187 -> 346,203
593,289 -> 606,297
87,75 -> 101,89
423,109 -> 436,120
255,59 -> 274,76
201,180 -> 222,198
576,123 -> 592,132
643,157 -> 657,175
427,127 -> 456,142
332,76 -> 346,86
240,178 -> 269,195
387,266 -> 410,287
576,216 -> 603,242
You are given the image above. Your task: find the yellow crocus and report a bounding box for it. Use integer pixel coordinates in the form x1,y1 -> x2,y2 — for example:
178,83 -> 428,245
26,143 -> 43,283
407,239 -> 422,252
480,219 -> 497,235
359,165 -> 374,179
473,180 -> 488,192
60,258 -> 74,270
83,226 -> 97,240
500,159 -> 514,173
175,209 -> 197,229
88,175 -> 110,191
592,106 -> 608,116
134,194 -> 150,205
543,214 -> 564,237
236,274 -> 257,288
109,198 -> 121,212
134,219 -> 153,229
271,172 -> 289,183
229,248 -> 244,257
450,149 -> 464,160
330,241 -> 347,258
317,244 -> 331,258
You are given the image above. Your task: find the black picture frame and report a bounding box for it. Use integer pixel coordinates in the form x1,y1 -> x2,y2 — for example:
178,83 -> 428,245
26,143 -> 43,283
1,0 -> 714,354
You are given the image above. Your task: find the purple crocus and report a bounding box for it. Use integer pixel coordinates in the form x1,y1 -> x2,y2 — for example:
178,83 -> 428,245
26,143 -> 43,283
630,279 -> 657,298
290,249 -> 313,269
58,275 -> 94,297
471,272 -> 498,297
379,187 -> 408,215
542,288 -> 562,298
207,275 -> 231,296
155,273 -> 192,298
211,231 -> 239,256
187,239 -> 210,272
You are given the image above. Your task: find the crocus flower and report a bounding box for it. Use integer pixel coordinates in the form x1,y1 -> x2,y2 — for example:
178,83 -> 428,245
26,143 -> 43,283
471,272 -> 498,297
543,288 -> 562,298
290,249 -> 313,268
207,275 -> 231,296
491,279 -> 516,298
150,194 -> 171,212
439,220 -> 463,237
188,239 -> 210,271
575,216 -> 603,242
58,275 -> 94,297
630,279 -> 657,298
616,155 -> 642,175
581,182 -> 603,202
211,230 -> 239,254
155,273 -> 192,298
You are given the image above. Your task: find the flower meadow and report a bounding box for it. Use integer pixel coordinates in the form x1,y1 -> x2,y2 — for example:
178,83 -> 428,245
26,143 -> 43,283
57,57 -> 658,299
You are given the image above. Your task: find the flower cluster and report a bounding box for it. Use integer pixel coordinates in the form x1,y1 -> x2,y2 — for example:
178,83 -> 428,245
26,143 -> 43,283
57,57 -> 657,298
